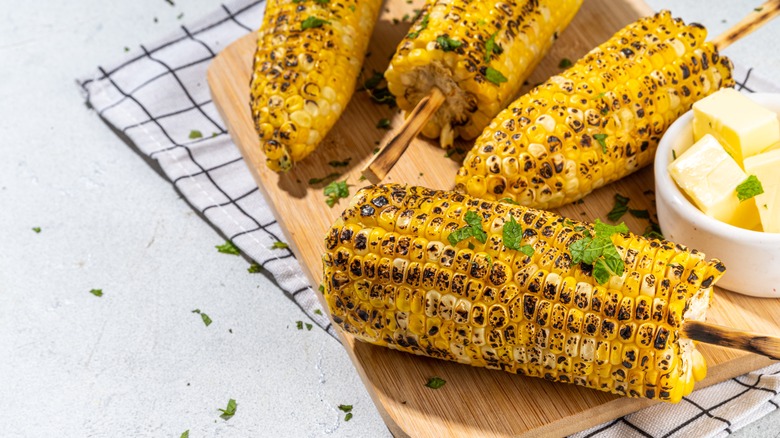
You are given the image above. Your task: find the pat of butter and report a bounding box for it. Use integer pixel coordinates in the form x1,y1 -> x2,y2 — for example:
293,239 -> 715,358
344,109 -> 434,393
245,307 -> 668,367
692,88 -> 780,165
669,134 -> 760,230
744,148 -> 780,233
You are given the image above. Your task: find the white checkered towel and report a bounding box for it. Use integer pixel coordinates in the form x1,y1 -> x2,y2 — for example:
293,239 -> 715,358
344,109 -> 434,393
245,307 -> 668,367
78,1 -> 780,436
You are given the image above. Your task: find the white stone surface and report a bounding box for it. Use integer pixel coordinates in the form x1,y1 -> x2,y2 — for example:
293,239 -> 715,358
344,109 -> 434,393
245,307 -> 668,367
0,0 -> 777,436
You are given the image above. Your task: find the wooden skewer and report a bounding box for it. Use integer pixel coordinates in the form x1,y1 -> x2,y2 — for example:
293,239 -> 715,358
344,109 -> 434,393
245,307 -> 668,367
682,320 -> 780,360
361,87 -> 446,183
361,1 -> 780,183
711,0 -> 780,50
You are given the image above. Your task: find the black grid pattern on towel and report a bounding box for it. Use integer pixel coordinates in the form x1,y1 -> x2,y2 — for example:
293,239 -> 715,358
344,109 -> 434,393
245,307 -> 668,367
78,0 -> 780,436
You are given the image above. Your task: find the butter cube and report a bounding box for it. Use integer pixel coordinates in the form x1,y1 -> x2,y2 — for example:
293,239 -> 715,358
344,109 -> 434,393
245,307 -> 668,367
744,148 -> 780,233
692,88 -> 780,165
669,134 -> 760,230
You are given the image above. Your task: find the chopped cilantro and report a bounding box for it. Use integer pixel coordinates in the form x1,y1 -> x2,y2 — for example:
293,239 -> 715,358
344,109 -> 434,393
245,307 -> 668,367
124,47 -> 130,52
629,209 -> 650,219
448,211 -> 487,246
485,67 -> 507,85
89,288 -> 103,297
314,309 -> 323,315
755,7 -> 763,11
569,219 -> 628,285
216,241 -> 240,255
344,413 -> 353,421
498,197 -> 518,205
180,431 -> 189,438
477,18 -> 487,26
362,71 -> 384,90
502,215 -> 534,257
328,158 -> 352,168
306,323 -> 313,331
373,147 -> 380,154
218,398 -> 237,420
248,262 -> 263,273
189,130 -> 203,139
593,133 -> 608,154
485,32 -> 503,62
296,321 -> 303,330
377,118 -> 391,129
358,175 -> 367,181
301,16 -> 329,30
672,149 -> 677,160
558,58 -> 573,69
309,172 -> 341,185
318,284 -> 325,293
736,175 -> 763,202
425,376 -> 446,389
192,309 -> 212,326
339,404 -> 353,412
324,180 -> 350,207
606,193 -> 629,222
349,5 -> 355,11
436,35 -> 462,52
407,14 -> 430,39
32,227 -> 41,233
272,241 -> 289,250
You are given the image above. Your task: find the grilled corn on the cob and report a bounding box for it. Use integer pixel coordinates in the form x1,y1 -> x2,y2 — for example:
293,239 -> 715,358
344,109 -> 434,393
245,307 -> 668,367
384,0 -> 582,148
250,0 -> 382,172
323,184 -> 726,402
455,11 -> 735,209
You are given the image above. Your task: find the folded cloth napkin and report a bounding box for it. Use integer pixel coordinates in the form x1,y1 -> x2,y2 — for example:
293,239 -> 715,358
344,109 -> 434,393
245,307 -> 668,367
78,1 -> 780,436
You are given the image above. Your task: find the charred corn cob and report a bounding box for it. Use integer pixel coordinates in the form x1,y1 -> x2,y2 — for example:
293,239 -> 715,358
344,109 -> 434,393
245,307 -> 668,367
384,0 -> 582,148
250,0 -> 382,172
455,11 -> 735,209
323,184 -> 726,402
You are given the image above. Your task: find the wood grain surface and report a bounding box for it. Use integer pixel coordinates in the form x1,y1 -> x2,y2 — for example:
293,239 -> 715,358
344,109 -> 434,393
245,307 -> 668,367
207,1 -> 780,436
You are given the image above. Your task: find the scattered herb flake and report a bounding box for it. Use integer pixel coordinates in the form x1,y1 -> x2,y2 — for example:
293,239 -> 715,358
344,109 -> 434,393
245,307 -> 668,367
218,398 -> 237,420
301,16 -> 329,30
629,209 -> 650,219
318,284 -> 325,293
192,309 -> 212,326
362,71 -> 384,90
485,67 -> 507,85
596,92 -> 607,99
32,227 -> 41,233
272,241 -> 289,250
425,376 -> 446,389
296,321 -> 303,330
377,118 -> 391,129
558,58 -> 573,69
485,32 -> 503,62
607,193 -> 630,222
593,133 -> 608,154
314,309 -> 323,315
248,263 -> 263,273
324,180 -> 350,207
309,172 -> 341,185
177,13 -> 184,19
498,197 -> 518,205
407,14 -> 430,39
90,288 -> 103,297
189,130 -> 203,139
448,211 -> 487,246
344,412 -> 353,421
180,431 -> 189,438
477,18 -> 487,26
124,47 -> 130,52
328,158 -> 352,168
373,147 -> 380,154
672,149 -> 677,160
736,175 -> 763,202
358,175 -> 367,181
216,241 -> 240,255
755,7 -> 764,12
306,323 -> 313,331
436,35 -> 462,52
338,404 -> 353,413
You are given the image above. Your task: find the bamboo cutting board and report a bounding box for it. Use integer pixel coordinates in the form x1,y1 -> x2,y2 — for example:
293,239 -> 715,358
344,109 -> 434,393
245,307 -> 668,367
207,1 -> 780,436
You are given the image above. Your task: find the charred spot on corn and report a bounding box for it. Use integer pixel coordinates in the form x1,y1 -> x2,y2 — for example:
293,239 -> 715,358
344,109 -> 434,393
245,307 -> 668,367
324,184 -> 725,403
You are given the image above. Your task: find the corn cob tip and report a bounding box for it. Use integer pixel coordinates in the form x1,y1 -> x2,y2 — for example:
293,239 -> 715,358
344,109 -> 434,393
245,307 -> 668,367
324,184 -> 724,402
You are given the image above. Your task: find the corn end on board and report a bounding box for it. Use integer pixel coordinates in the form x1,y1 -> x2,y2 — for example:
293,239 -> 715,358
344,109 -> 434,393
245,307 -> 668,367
207,1 -> 780,436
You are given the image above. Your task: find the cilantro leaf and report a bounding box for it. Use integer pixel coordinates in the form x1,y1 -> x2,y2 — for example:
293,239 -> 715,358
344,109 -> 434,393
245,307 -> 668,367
180,431 -> 189,438
502,215 -> 523,251
519,245 -> 534,257
485,67 -> 507,85
736,175 -> 764,202
309,172 -> 341,185
362,71 -> 383,90
338,404 -> 353,413
296,321 -> 303,330
248,262 -> 263,273
301,16 -> 329,30
569,219 -> 627,285
436,35 -> 462,52
324,180 -> 350,207
216,241 -> 240,255
314,309 -> 323,315
607,193 -> 629,221
328,158 -> 352,168
272,241 -> 289,250
484,32 -> 503,62
558,58 -> 573,69
89,288 -> 103,297
447,227 -> 474,246
497,197 -> 518,205
629,208 -> 650,219
344,412 -> 353,421
448,211 -> 487,246
306,323 -> 313,331
593,219 -> 629,236
32,227 -> 41,233
377,118 -> 391,129
425,376 -> 446,389
407,14 -> 430,39
593,133 -> 608,154
188,130 -> 203,139
192,309 -> 212,326
218,398 -> 237,420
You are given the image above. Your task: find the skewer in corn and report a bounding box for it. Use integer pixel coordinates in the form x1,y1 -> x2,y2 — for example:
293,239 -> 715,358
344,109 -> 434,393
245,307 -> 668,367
250,0 -> 383,172
456,3 -> 780,208
323,184 -> 780,403
362,0 -> 583,182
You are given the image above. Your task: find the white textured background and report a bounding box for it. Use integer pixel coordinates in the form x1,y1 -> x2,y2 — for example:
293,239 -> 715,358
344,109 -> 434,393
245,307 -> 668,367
0,0 -> 777,436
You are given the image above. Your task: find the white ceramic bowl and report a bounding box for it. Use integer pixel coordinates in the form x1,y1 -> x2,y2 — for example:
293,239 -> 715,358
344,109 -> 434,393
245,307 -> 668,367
654,93 -> 780,297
